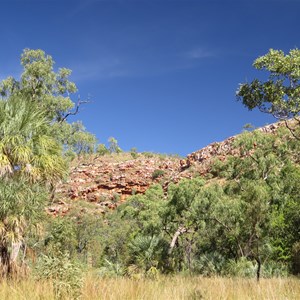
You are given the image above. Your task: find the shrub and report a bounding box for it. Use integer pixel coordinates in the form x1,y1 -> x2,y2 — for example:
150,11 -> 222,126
192,253 -> 226,276
261,261 -> 289,278
142,152 -> 154,158
152,169 -> 165,180
130,147 -> 138,159
224,258 -> 256,277
43,217 -> 77,257
64,149 -> 77,161
291,242 -> 300,275
108,137 -> 122,154
34,252 -> 83,299
98,259 -> 125,278
96,144 -> 109,156
112,193 -> 121,203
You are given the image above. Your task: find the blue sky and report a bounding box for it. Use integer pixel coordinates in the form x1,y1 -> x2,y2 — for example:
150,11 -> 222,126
1,0 -> 300,156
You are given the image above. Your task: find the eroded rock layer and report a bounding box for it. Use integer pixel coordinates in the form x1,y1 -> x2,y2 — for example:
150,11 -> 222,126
49,121 -> 286,215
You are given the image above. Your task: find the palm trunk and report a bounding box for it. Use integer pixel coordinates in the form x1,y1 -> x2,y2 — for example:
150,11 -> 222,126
0,245 -> 11,277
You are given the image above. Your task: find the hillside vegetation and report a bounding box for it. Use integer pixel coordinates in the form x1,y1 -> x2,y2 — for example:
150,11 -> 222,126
0,48 -> 299,299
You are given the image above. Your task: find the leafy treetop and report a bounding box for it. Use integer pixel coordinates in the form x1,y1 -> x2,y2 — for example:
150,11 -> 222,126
1,49 -> 76,121
237,48 -> 300,119
0,49 -> 97,155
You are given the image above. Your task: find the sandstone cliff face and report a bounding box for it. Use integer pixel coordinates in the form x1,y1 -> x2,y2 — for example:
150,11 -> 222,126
49,121 -> 285,215
50,153 -> 181,215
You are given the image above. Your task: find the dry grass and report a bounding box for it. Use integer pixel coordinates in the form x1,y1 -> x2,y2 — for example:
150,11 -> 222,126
71,152 -> 181,166
0,275 -> 299,300
82,275 -> 300,300
0,278 -> 55,300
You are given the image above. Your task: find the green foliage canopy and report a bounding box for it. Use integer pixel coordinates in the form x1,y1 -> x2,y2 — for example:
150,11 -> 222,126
0,49 -> 97,156
237,49 -> 300,119
100,127 -> 300,278
0,49 -> 96,277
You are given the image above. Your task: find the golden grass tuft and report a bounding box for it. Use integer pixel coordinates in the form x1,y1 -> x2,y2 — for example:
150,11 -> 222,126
82,275 -> 300,300
0,275 -> 299,299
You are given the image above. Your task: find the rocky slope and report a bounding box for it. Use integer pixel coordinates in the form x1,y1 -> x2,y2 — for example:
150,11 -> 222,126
50,153 -> 181,215
49,121 -> 286,215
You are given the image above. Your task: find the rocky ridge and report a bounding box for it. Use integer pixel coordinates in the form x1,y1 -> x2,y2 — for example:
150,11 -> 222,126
49,121 -> 285,215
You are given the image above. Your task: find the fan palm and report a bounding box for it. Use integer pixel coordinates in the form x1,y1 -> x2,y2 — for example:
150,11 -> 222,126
0,180 -> 47,276
0,95 -> 67,276
0,95 -> 66,183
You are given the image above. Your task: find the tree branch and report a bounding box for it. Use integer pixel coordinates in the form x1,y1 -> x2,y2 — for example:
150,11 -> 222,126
284,119 -> 300,141
59,98 -> 90,123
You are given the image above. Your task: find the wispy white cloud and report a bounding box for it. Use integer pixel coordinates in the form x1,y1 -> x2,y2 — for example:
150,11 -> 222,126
184,47 -> 216,59
70,50 -> 217,82
69,46 -> 218,82
70,57 -> 131,81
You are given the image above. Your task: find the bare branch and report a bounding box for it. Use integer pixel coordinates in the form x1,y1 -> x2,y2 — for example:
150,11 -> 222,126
211,217 -> 232,232
294,115 -> 300,126
284,119 -> 300,141
59,97 -> 90,123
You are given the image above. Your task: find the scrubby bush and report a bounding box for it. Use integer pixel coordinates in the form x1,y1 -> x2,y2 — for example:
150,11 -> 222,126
142,152 -> 154,158
192,253 -> 226,276
152,169 -> 165,180
108,137 -> 122,154
130,147 -> 138,159
98,259 -> 126,278
34,252 -> 83,299
224,258 -> 256,278
96,143 -> 109,156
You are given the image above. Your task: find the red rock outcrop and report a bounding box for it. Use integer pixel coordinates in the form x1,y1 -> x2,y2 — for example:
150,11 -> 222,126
185,121 -> 285,175
49,121 -> 287,215
50,153 -> 181,215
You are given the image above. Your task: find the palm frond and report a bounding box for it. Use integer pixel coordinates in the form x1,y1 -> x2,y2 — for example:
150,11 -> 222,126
0,153 -> 12,176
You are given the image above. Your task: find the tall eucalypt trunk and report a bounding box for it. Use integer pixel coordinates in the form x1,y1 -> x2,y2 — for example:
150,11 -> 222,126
256,256 -> 261,282
168,227 -> 187,255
